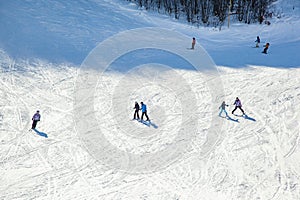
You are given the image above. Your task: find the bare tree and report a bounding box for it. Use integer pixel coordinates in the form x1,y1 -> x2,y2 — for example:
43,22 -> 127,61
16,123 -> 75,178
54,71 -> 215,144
127,0 -> 276,28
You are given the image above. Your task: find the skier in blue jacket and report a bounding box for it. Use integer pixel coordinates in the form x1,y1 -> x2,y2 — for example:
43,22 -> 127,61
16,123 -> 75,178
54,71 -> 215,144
219,101 -> 229,118
140,102 -> 150,121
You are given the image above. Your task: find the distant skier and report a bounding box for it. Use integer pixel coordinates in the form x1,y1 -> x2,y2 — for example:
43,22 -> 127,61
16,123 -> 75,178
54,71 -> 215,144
191,37 -> 196,49
140,102 -> 150,121
31,110 -> 41,129
255,36 -> 260,47
219,101 -> 229,118
232,97 -> 245,115
262,42 -> 270,54
133,101 -> 140,120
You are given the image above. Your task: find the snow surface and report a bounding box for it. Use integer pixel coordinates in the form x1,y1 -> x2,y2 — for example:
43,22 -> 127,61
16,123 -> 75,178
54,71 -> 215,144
1,0 -> 300,199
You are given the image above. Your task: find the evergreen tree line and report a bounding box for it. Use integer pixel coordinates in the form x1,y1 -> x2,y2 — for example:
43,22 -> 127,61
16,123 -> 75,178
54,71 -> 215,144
127,0 -> 276,27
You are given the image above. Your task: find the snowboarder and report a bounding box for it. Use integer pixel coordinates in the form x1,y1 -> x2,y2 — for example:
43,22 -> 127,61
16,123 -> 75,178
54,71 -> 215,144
219,101 -> 229,118
140,102 -> 149,121
31,110 -> 41,129
133,101 -> 140,120
232,97 -> 245,115
255,36 -> 260,47
262,42 -> 270,54
191,37 -> 196,49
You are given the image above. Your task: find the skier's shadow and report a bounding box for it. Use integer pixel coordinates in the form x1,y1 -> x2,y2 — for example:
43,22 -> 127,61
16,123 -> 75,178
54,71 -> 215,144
139,120 -> 158,129
244,114 -> 256,122
227,116 -> 239,123
219,115 -> 239,123
33,129 -> 48,138
150,122 -> 158,129
234,114 -> 256,122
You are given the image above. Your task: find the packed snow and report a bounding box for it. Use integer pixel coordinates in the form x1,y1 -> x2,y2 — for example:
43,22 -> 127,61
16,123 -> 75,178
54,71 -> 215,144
0,0 -> 300,199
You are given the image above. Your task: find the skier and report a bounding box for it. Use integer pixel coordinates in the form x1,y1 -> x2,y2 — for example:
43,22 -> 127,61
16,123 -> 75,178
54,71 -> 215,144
191,37 -> 196,49
262,42 -> 270,54
255,36 -> 260,47
140,102 -> 150,121
31,110 -> 41,129
232,97 -> 245,115
219,101 -> 229,118
133,101 -> 140,120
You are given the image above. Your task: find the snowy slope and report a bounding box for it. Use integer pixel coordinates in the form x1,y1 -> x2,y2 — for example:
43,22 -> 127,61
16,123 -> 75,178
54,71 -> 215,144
1,0 -> 299,67
1,0 -> 300,200
0,0 -> 152,64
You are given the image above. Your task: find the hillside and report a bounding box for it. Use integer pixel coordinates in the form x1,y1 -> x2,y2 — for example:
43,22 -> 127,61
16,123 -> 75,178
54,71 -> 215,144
0,0 -> 300,200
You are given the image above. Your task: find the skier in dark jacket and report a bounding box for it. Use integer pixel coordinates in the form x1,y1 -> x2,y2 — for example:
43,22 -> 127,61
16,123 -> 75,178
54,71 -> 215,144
133,101 -> 140,120
31,110 -> 41,129
262,42 -> 270,54
255,36 -> 260,47
140,102 -> 150,121
232,97 -> 245,115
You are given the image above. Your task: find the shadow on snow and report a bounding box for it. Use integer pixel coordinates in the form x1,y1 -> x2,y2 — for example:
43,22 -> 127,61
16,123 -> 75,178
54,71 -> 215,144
234,114 -> 256,122
244,114 -> 256,122
227,116 -> 239,123
139,120 -> 158,129
219,115 -> 239,123
33,129 -> 48,138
